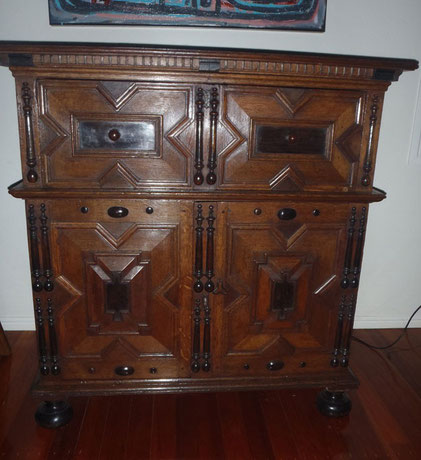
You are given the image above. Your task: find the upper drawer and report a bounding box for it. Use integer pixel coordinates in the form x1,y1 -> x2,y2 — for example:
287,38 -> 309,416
217,86 -> 381,192
36,80 -> 195,189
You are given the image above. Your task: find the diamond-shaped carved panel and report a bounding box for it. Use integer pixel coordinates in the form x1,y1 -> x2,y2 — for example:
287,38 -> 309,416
52,219 -> 183,360
38,80 -> 193,187
220,86 -> 363,190
221,212 -> 344,363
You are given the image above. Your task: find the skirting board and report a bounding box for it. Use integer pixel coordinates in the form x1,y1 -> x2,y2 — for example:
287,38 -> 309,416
1,316 -> 420,331
354,317 -> 421,329
0,317 -> 35,331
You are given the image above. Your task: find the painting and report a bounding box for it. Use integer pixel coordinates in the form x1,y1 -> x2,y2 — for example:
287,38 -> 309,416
48,0 -> 327,30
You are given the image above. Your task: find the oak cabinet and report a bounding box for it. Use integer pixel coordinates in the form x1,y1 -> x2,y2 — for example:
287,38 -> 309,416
0,42 -> 417,427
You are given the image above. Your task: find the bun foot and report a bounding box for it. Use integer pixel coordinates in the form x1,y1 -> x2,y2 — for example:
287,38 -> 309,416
316,389 -> 352,417
35,400 -> 73,429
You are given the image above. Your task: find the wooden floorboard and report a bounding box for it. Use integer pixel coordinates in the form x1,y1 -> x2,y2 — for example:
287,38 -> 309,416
0,329 -> 420,459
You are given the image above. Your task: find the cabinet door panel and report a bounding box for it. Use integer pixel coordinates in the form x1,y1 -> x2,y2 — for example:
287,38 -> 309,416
43,199 -> 192,380
38,80 -> 195,188
218,86 -> 365,191
213,201 -> 353,377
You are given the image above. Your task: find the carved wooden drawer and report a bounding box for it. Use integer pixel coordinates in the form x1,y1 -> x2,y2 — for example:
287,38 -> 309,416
36,80 -> 195,189
217,86 -> 380,192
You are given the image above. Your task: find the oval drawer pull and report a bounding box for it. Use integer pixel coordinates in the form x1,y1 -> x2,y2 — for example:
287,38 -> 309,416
277,208 -> 297,221
108,129 -> 121,141
108,206 -> 129,218
266,361 -> 284,371
115,366 -> 134,376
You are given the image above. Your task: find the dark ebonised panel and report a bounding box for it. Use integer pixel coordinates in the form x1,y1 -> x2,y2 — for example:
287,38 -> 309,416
255,124 -> 327,156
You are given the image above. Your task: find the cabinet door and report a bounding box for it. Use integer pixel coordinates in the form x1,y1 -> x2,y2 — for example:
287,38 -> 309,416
212,201 -> 359,378
37,80 -> 195,189
217,86 -> 367,191
38,199 -> 192,381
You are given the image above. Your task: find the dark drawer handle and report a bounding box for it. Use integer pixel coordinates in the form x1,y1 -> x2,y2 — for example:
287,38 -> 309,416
277,208 -> 297,221
108,206 -> 129,218
115,366 -> 134,376
108,129 -> 121,142
266,361 -> 284,371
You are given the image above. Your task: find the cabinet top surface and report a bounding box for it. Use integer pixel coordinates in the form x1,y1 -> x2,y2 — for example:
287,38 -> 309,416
0,41 -> 417,83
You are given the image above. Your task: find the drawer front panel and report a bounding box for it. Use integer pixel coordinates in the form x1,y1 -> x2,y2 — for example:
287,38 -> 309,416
37,80 -> 195,188
218,86 -> 367,192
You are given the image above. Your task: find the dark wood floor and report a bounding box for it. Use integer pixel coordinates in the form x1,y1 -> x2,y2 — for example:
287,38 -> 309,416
0,329 -> 420,459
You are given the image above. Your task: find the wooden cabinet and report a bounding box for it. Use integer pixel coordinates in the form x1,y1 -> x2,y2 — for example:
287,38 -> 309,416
0,42 -> 417,427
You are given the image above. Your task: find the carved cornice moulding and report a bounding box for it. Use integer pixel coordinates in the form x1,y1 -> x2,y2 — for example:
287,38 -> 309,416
0,42 -> 418,85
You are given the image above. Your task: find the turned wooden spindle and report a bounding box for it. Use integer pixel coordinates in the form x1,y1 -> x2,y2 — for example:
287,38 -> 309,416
202,295 -> 211,372
341,207 -> 357,289
40,204 -> 54,292
21,82 -> 38,183
194,87 -> 205,185
35,298 -> 49,375
194,204 -> 204,292
28,204 -> 42,292
206,87 -> 219,185
47,298 -> 60,375
205,205 -> 215,292
191,298 -> 201,373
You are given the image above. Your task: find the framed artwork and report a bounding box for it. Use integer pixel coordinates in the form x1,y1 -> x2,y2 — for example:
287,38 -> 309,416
48,0 -> 327,30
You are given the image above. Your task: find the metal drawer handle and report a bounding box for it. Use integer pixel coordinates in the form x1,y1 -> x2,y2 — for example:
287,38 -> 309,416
277,208 -> 297,221
108,206 -> 129,218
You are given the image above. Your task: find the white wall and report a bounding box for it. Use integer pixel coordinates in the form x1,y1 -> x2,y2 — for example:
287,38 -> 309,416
1,0 -> 421,330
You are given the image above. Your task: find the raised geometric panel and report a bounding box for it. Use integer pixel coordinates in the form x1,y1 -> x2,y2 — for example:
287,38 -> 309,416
335,124 -> 363,163
230,334 -> 294,357
273,222 -> 307,248
98,222 -> 138,242
98,161 -> 139,189
275,88 -> 313,115
85,252 -> 151,334
53,275 -> 83,317
269,165 -> 306,191
51,217 -> 183,364
252,252 -> 314,331
39,115 -> 69,156
97,81 -> 138,111
220,206 -> 345,371
220,86 -> 363,190
38,81 -> 193,188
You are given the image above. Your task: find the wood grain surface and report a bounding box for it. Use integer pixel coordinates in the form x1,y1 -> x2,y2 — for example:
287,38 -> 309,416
0,328 -> 420,459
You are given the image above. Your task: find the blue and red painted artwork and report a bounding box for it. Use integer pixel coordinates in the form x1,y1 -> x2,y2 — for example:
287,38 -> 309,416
49,0 -> 326,30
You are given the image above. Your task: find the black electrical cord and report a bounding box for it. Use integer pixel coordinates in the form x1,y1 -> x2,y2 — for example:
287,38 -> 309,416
351,305 -> 421,350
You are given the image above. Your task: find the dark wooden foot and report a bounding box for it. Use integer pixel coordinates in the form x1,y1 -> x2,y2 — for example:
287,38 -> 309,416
316,389 -> 352,417
35,400 -> 73,428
